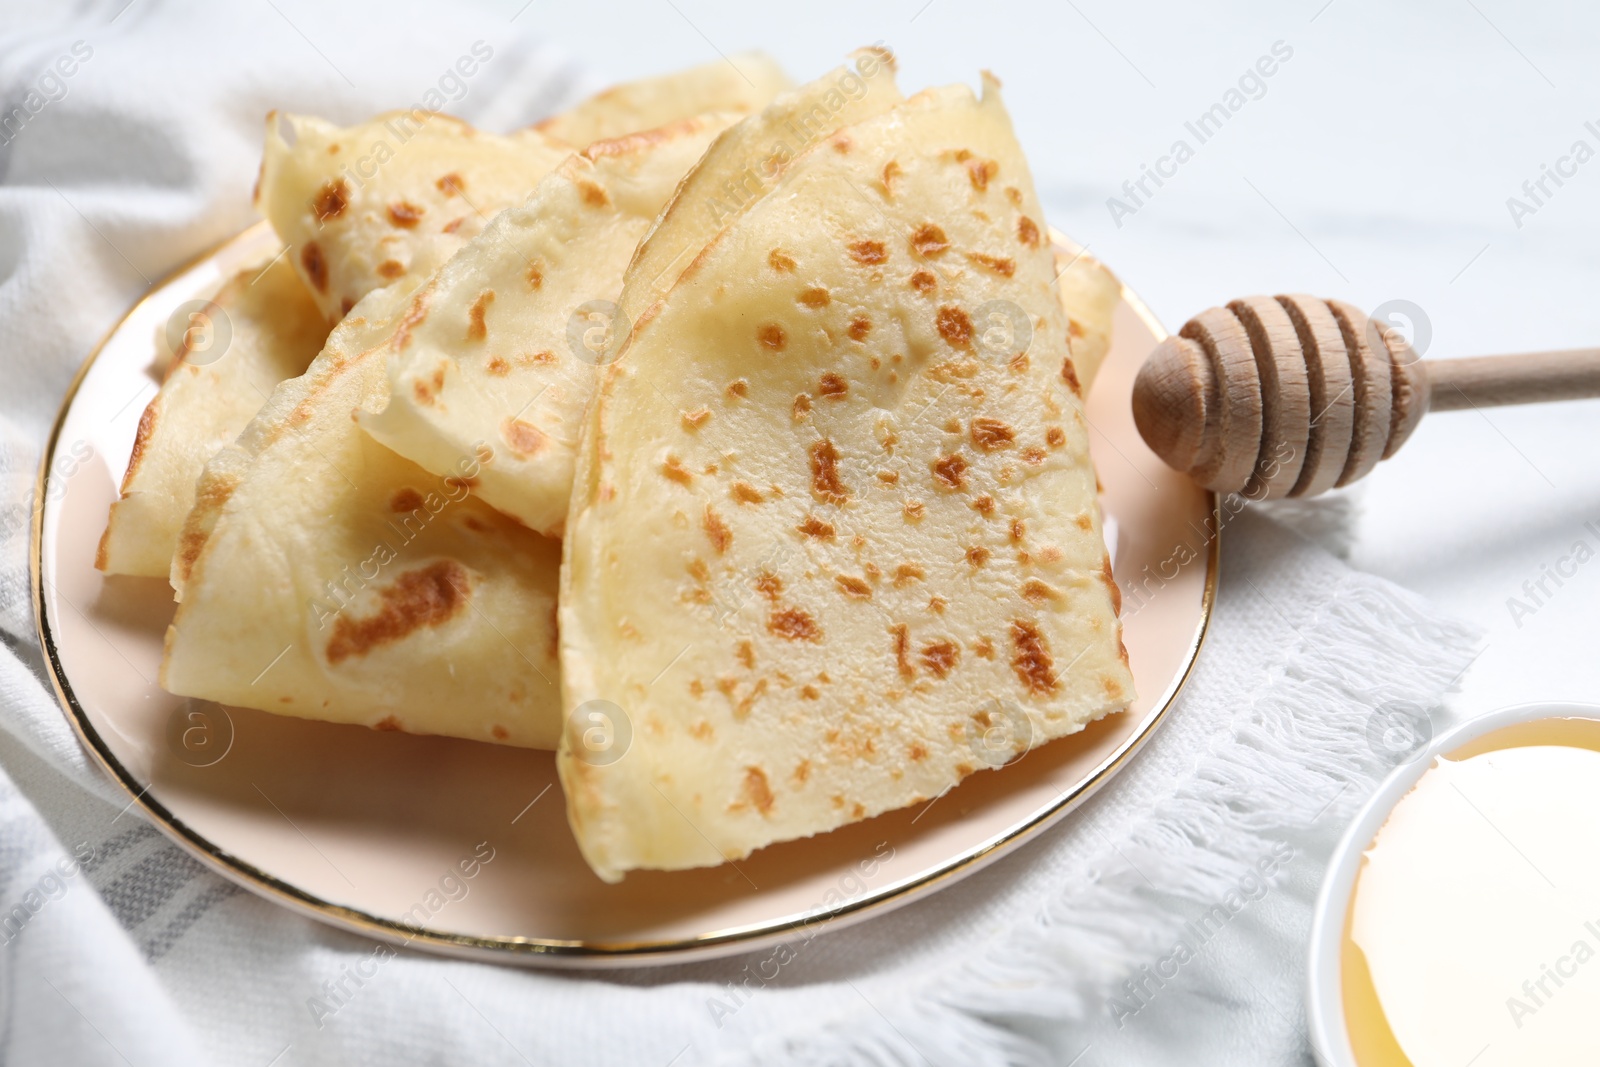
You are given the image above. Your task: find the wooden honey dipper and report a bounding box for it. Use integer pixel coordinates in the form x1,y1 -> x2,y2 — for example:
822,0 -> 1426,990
1131,294 -> 1600,499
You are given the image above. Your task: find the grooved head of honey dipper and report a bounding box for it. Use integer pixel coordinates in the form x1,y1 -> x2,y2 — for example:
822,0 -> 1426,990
1132,335 -> 1214,475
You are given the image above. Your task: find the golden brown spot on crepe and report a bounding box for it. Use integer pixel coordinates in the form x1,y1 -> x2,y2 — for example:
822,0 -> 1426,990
577,179 -> 609,207
312,179 -> 348,222
376,259 -> 405,280
703,505 -> 731,553
1046,426 -> 1066,448
881,160 -> 902,196
326,561 -> 470,664
687,558 -> 711,583
908,743 -> 928,762
1022,447 -> 1047,464
928,595 -> 947,614
1039,545 -> 1064,564
891,563 -> 924,586
768,607 -> 821,642
818,373 -> 848,400
486,357 -> 510,377
1102,556 -> 1122,614
1069,319 -> 1085,339
1011,519 -> 1027,542
892,625 -> 914,677
933,453 -> 968,490
797,515 -> 835,540
1022,579 -> 1059,603
792,393 -> 812,421
690,718 -> 713,740
467,290 -> 494,341
1004,186 -> 1023,207
852,802 -> 866,818
1060,356 -> 1084,396
793,759 -> 812,784
757,323 -> 787,351
768,249 -> 796,272
847,316 -> 871,342
173,473 -> 238,580
878,470 -> 900,485
441,216 -> 466,235
491,725 -> 509,741
910,270 -> 936,294
972,494 -> 996,517
375,716 -> 402,732
501,418 -> 547,456
966,252 -> 1016,277
412,371 -> 441,407
970,417 -> 1015,451
524,261 -> 544,289
731,481 -> 764,504
300,241 -> 328,292
974,636 -> 995,660
921,641 -> 959,678
848,239 -> 887,266
741,767 -> 775,816
831,134 -> 851,153
726,379 -> 748,398
798,286 -> 831,308
904,498 -> 925,521
1010,620 -> 1059,694
681,407 -> 710,430
125,402 -> 157,478
910,223 -> 950,258
754,571 -> 783,601
661,454 -> 693,485
736,640 -> 755,670
966,546 -> 991,567
1017,216 -> 1041,247
967,157 -> 999,191
1073,514 -> 1093,532
809,439 -> 847,504
801,685 -> 820,700
736,678 -> 768,717
388,200 -> 424,228
937,306 -> 974,348
835,575 -> 872,598
390,488 -> 424,513
436,172 -> 465,196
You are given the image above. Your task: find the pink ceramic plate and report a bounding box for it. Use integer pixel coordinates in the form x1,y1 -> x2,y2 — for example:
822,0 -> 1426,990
33,223 -> 1216,967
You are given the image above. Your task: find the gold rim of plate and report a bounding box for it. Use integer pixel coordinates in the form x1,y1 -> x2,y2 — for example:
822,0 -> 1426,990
31,222 -> 1220,964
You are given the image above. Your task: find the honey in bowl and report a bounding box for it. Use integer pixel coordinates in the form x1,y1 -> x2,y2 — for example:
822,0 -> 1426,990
1341,717 -> 1600,1066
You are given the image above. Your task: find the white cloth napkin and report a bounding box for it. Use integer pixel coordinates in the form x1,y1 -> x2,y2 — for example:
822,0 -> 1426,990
0,3 -> 1482,1064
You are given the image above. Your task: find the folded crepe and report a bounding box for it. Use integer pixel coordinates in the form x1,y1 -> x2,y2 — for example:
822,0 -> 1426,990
357,113 -> 739,537
559,76 -> 1134,881
259,57 -> 791,324
358,53 -> 903,537
162,283 -> 563,748
257,112 -> 571,322
536,52 -> 790,147
619,48 -> 903,329
96,255 -> 328,578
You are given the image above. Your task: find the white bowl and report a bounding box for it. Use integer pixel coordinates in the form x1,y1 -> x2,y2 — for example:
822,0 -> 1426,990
1306,700 -> 1600,1067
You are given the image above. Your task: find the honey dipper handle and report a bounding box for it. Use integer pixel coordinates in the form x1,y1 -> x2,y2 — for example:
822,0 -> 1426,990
1426,348 -> 1600,412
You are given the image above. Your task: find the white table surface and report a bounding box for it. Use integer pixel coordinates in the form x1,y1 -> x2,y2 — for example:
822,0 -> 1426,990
529,0 -> 1600,725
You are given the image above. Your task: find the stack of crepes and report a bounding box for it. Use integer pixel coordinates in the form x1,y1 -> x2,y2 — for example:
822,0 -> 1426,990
97,48 -> 1133,883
